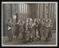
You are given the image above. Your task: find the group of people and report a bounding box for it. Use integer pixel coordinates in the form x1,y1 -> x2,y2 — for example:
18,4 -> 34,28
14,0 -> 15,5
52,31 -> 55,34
7,17 -> 52,42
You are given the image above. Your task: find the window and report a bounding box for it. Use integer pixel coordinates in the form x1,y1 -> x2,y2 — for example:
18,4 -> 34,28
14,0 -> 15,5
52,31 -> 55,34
19,3 -> 28,14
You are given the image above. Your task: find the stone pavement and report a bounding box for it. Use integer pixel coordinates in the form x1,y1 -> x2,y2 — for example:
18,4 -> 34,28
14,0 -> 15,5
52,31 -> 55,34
2,30 -> 56,45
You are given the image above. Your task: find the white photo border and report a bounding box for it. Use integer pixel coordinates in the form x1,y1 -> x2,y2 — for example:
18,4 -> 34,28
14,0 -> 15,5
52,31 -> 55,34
1,2 -> 58,47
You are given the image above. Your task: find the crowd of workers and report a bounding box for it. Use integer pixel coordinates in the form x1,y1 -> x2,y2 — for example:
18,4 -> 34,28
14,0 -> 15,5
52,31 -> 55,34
7,15 -> 52,42
7,18 -> 52,41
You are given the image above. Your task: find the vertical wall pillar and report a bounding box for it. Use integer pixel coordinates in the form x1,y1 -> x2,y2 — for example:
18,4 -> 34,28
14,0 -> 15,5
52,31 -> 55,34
44,3 -> 49,19
3,4 -> 12,36
37,3 -> 39,19
40,3 -> 43,20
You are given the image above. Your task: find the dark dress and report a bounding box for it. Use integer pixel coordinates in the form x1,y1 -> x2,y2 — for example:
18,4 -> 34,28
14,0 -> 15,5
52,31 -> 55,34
21,23 -> 26,40
7,23 -> 13,41
34,21 -> 38,37
38,22 -> 42,39
15,23 -> 20,38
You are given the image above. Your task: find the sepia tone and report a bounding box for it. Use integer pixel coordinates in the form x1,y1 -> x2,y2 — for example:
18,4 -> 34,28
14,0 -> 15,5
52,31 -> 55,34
2,3 -> 56,45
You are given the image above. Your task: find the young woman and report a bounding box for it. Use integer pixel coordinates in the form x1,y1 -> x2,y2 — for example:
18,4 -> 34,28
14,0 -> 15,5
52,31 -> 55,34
7,18 -> 13,41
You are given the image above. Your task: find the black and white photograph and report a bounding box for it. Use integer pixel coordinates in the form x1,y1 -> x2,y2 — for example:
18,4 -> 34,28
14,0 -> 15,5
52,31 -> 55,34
1,2 -> 58,47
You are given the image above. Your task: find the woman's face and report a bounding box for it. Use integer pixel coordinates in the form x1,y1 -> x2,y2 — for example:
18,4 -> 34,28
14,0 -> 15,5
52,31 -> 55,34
8,18 -> 12,23
42,19 -> 45,23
